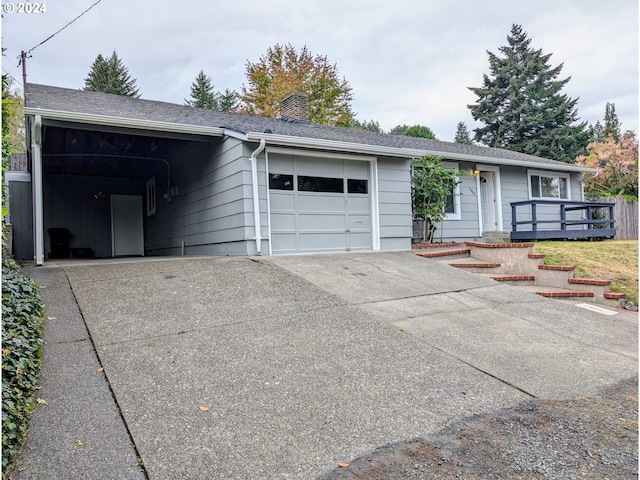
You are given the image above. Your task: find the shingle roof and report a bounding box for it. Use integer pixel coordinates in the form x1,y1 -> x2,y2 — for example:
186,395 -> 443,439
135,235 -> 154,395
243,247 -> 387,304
25,83 -> 593,172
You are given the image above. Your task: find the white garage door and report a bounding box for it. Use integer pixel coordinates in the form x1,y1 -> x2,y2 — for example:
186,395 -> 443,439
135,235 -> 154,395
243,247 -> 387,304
269,154 -> 372,254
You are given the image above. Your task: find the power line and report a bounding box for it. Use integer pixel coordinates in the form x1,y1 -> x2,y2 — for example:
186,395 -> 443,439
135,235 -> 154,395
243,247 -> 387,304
24,0 -> 103,56
18,0 -> 103,85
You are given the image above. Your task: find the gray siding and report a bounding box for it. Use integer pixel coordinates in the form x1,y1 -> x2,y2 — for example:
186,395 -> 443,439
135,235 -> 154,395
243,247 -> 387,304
433,162 -> 480,242
8,179 -> 33,260
377,157 -> 412,250
145,138 -> 256,256
43,176 -> 143,258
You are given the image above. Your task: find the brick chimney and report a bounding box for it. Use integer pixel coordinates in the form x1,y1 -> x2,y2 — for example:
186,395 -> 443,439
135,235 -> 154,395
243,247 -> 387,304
281,91 -> 309,122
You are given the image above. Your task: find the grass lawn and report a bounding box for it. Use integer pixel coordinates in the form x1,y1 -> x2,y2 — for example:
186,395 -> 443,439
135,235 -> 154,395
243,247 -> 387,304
533,240 -> 638,305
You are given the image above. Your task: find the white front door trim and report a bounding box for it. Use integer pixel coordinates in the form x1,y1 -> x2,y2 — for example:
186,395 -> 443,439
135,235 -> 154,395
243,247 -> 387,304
475,165 -> 503,236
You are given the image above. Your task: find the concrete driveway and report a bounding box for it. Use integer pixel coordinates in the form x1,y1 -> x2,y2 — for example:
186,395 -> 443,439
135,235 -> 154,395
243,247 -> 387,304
16,251 -> 638,479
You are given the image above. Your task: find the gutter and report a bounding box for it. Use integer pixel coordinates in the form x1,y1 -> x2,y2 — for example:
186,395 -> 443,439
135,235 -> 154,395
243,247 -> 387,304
250,139 -> 266,254
24,107 -> 226,137
245,132 -> 598,174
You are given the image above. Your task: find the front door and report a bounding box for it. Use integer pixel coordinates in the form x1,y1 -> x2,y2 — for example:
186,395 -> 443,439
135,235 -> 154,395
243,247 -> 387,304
111,195 -> 144,256
480,173 -> 497,232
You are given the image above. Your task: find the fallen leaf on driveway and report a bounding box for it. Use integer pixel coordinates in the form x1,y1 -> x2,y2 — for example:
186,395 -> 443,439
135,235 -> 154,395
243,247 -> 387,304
338,462 -> 350,468
96,367 -> 104,374
47,316 -> 56,320
36,398 -> 48,405
199,406 -> 209,412
76,440 -> 83,446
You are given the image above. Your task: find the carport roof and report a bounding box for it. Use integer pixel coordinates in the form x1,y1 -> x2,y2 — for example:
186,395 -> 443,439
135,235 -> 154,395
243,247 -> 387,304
25,83 -> 596,173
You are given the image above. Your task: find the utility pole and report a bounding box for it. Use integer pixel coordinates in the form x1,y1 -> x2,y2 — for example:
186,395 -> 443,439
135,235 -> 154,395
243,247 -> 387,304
20,51 -> 28,86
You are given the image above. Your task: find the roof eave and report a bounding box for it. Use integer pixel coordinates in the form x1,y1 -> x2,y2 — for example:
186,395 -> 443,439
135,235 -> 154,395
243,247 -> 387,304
24,107 -> 226,137
246,132 -> 598,174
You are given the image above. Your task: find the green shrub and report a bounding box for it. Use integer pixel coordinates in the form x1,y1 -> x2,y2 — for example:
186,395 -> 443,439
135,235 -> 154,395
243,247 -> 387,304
2,255 -> 45,471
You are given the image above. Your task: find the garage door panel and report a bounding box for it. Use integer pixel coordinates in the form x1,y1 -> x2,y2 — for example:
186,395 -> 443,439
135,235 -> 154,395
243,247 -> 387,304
297,194 -> 344,212
348,215 -> 371,231
349,232 -> 372,250
269,156 -> 372,254
345,160 -> 369,177
270,192 -> 295,210
299,232 -> 347,251
296,157 -> 343,174
271,233 -> 297,252
346,196 -> 370,213
270,213 -> 296,230
298,213 -> 345,230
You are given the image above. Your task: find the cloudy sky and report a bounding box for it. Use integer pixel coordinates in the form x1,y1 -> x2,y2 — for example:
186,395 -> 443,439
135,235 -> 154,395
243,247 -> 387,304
2,0 -> 638,141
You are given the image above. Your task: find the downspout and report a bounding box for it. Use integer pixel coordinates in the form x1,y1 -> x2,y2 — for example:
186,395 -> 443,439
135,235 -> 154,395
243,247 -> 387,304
250,139 -> 266,254
31,115 -> 44,266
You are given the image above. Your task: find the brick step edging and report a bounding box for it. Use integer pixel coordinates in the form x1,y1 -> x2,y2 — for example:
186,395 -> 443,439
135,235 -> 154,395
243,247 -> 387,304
569,278 -> 611,286
451,263 -> 502,269
536,291 -> 595,298
416,248 -> 470,258
490,275 -> 536,282
539,265 -> 575,272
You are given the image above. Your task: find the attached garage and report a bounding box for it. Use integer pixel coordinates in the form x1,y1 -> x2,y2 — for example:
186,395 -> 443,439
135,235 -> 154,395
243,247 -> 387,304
267,150 -> 375,254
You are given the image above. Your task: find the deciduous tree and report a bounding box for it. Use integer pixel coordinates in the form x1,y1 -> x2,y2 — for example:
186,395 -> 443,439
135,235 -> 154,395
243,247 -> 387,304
403,125 -> 437,140
389,124 -> 437,139
83,51 -> 140,97
576,131 -> 638,200
411,155 -> 462,243
240,43 -> 355,126
468,24 -> 589,163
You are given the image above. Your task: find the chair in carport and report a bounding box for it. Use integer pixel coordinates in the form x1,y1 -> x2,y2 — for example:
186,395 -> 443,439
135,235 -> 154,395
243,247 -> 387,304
48,228 -> 71,259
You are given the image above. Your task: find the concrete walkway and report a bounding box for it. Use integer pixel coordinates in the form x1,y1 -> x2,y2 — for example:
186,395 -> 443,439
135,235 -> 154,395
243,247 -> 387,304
14,252 -> 638,479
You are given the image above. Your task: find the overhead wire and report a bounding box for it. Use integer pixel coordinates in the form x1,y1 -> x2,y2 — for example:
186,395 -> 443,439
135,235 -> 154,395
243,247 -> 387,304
21,0 -> 103,60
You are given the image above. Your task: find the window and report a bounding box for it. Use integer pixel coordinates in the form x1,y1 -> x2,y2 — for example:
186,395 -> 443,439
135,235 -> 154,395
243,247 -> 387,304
529,171 -> 570,200
269,173 -> 294,190
443,162 -> 461,220
347,179 -> 368,194
298,176 -> 344,193
146,177 -> 156,216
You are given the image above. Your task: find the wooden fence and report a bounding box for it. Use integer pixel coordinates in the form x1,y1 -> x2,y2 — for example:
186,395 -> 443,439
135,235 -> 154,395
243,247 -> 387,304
598,198 -> 638,240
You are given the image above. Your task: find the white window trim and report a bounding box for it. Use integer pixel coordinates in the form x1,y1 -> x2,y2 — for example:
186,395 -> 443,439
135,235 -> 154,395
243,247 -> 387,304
443,162 -> 461,220
527,169 -> 571,200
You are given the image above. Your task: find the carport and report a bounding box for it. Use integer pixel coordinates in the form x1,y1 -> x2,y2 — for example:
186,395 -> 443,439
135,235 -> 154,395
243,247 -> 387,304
27,110 -> 224,264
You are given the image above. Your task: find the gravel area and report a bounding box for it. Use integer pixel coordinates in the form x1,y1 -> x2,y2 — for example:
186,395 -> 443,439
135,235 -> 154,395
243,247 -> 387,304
321,376 -> 638,480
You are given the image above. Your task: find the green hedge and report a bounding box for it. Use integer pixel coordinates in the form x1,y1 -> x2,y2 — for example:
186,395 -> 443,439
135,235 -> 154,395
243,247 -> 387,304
2,255 -> 45,471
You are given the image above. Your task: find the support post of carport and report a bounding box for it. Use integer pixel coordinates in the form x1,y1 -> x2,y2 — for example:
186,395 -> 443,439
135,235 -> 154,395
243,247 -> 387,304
31,115 -> 45,266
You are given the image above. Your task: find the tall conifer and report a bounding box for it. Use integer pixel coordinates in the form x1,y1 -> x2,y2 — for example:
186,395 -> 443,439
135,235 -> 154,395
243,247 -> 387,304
468,25 -> 588,163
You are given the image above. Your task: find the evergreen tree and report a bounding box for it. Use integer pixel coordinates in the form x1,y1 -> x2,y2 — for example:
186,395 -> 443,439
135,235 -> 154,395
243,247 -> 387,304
454,122 -> 473,144
603,102 -> 621,142
589,120 -> 605,142
185,70 -> 218,109
216,88 -> 239,112
468,24 -> 589,163
83,51 -> 140,98
349,118 -> 383,132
